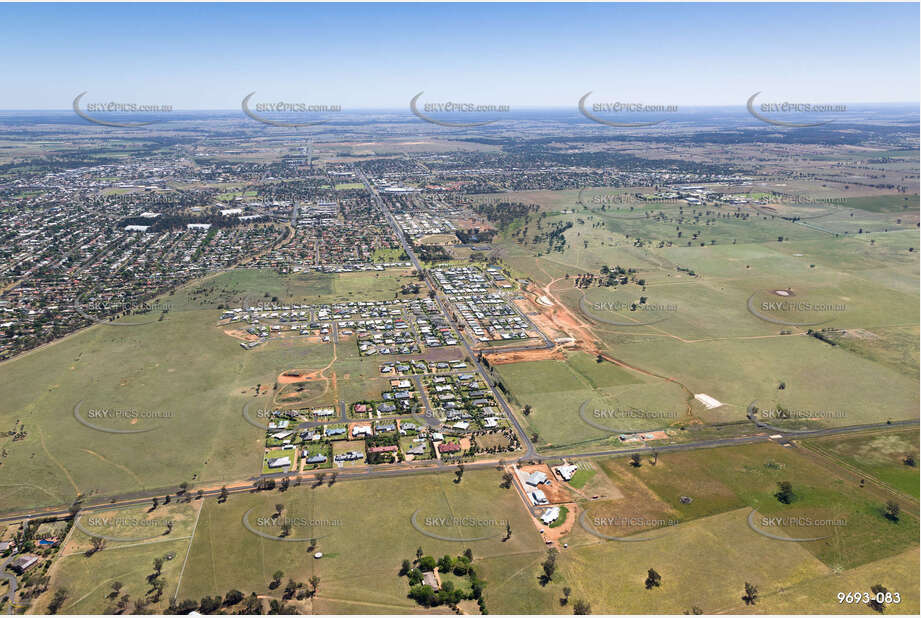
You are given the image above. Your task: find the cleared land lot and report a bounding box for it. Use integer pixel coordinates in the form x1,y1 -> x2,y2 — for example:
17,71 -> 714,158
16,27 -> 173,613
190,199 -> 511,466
803,430 -> 920,499
493,352 -> 691,451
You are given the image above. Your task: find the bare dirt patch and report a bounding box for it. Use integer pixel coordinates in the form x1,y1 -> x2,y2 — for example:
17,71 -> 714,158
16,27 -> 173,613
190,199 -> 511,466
487,347 -> 566,365
223,328 -> 259,342
518,464 -> 575,504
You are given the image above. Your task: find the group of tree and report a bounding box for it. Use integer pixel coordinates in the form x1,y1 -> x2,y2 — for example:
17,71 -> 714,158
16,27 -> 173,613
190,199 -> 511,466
539,547 -> 559,586
166,590 -> 264,615
401,548 -> 487,612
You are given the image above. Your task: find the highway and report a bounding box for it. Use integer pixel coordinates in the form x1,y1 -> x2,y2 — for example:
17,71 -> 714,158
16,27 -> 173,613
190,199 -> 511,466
1,418 -> 916,527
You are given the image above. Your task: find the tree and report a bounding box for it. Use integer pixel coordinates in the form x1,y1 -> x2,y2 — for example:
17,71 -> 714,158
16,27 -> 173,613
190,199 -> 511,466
48,588 -> 69,614
504,522 -> 512,541
416,546 -> 424,561
501,471 -> 514,489
903,453 -> 916,467
280,521 -> 292,538
885,500 -> 901,522
418,555 -> 437,571
150,496 -> 159,511
630,453 -> 642,468
270,570 -> 284,589
218,485 -> 229,503
455,464 -> 465,483
88,536 -> 106,555
149,577 -> 166,602
742,582 -> 759,605
400,559 -> 412,575
282,579 -> 297,600
775,481 -> 795,504
523,404 -> 532,416
274,503 -> 285,518
868,584 -> 888,613
199,595 -> 223,613
540,548 -> 558,585
645,568 -> 662,589
573,599 -> 592,614
241,592 -> 263,614
651,451 -> 659,466
685,607 -> 703,615
109,581 -> 123,599
150,558 -> 163,580
223,589 -> 244,606
178,481 -> 189,494
464,548 -> 473,561
561,586 -> 572,606
309,575 -> 320,595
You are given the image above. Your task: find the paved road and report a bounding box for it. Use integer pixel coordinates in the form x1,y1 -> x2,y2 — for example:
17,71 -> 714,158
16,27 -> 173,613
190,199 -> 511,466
1,419 -> 916,526
358,170 -> 536,459
0,556 -> 18,615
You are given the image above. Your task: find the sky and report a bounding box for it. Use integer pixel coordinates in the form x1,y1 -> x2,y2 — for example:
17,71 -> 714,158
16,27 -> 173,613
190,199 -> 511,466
0,2 -> 918,110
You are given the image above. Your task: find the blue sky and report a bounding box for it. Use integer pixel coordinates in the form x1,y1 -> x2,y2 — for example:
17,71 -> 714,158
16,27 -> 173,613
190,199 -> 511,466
1,2 -> 918,109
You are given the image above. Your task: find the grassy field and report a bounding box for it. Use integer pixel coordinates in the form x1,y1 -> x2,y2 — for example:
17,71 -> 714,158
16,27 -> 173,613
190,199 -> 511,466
0,268 -> 426,515
489,188 -> 917,440
803,430 -> 920,499
611,442 -> 919,570
485,440 -> 919,614
176,468 -> 543,613
25,441 -> 920,614
29,523 -> 192,615
493,352 -> 691,451
735,547 -> 919,614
